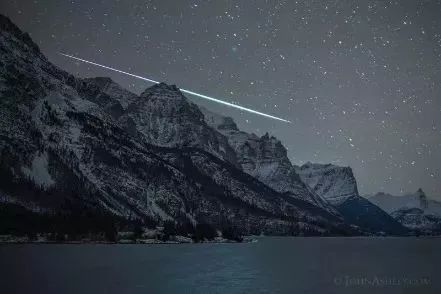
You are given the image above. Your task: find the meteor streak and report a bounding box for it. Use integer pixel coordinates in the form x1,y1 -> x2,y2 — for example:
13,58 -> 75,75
60,53 -> 291,123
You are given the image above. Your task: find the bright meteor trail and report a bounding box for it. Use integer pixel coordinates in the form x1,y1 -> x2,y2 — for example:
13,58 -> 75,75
59,53 -> 291,123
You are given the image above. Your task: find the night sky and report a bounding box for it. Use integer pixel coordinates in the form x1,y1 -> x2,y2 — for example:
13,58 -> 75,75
2,0 -> 441,198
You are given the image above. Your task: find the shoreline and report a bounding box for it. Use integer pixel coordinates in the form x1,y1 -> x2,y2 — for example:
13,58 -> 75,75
2,235 -> 440,245
0,236 -> 255,245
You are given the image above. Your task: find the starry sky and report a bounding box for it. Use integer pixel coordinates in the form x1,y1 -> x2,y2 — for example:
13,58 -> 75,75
2,0 -> 441,198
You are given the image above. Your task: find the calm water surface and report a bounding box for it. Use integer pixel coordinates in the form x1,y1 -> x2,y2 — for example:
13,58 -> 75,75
1,237 -> 440,294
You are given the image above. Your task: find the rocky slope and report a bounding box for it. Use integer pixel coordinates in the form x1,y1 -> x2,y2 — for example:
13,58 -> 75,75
0,14 -> 350,236
295,162 -> 359,205
201,108 -> 336,214
391,208 -> 441,235
369,189 -> 441,234
295,163 -> 407,235
118,83 -> 239,166
77,77 -> 138,119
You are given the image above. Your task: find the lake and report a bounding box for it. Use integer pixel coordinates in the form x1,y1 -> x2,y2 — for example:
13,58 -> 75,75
1,237 -> 440,294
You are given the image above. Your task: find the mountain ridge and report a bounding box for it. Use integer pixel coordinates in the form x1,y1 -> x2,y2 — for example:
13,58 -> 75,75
369,189 -> 441,234
2,13 -> 438,237
0,13 -> 352,237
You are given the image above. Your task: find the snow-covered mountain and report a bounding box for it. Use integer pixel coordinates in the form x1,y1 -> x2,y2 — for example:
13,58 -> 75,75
369,189 -> 441,234
201,110 -> 407,235
0,14 -> 351,236
118,83 -> 239,166
117,84 -> 336,217
201,108 -> 336,214
295,162 -> 359,205
295,163 -> 407,235
8,14 -> 440,237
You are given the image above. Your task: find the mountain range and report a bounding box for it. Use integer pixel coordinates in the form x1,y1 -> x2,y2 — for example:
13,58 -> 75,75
369,189 -> 441,235
0,14 -> 437,238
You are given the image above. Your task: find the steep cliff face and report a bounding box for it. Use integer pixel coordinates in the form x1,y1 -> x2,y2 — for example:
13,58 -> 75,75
0,14 -> 350,236
76,77 -> 138,119
201,108 -> 335,213
295,163 -> 359,205
118,83 -> 239,166
295,163 -> 407,235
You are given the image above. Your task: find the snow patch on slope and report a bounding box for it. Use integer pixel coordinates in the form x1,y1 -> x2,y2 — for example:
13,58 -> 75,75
21,151 -> 55,187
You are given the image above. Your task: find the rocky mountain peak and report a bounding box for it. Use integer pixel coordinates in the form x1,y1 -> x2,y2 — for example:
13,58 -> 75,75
117,82 -> 239,165
140,82 -> 182,99
296,163 -> 359,205
200,107 -> 238,131
79,77 -> 137,111
257,133 -> 287,159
